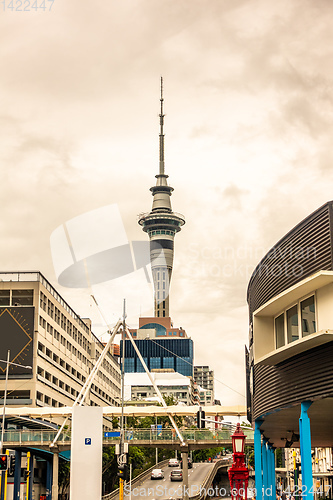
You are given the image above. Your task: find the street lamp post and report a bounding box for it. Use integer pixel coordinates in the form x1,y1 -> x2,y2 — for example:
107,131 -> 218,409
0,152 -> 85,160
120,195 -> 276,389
228,423 -> 249,500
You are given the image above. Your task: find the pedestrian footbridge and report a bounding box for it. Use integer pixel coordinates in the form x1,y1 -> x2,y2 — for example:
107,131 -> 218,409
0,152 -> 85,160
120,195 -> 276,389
2,426 -> 254,451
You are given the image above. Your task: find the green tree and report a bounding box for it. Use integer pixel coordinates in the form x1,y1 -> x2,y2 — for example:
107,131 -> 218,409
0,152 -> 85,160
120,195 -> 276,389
58,459 -> 70,500
192,447 -> 223,462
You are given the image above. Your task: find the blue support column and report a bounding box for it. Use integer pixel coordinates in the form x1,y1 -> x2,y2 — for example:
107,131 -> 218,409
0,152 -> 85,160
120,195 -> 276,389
254,419 -> 263,500
271,446 -> 276,498
13,450 -> 21,500
299,401 -> 313,500
268,445 -> 275,497
262,439 -> 268,500
46,459 -> 52,500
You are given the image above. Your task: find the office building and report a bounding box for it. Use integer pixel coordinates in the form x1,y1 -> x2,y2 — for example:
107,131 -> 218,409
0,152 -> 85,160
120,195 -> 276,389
121,335 -> 193,377
0,271 -> 121,417
194,366 -> 214,394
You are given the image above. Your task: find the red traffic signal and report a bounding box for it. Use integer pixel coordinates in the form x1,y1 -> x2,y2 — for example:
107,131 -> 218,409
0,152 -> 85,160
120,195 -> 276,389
0,455 -> 8,471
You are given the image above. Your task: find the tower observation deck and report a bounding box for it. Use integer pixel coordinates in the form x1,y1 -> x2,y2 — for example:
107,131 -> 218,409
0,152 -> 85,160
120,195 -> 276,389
138,78 -> 185,318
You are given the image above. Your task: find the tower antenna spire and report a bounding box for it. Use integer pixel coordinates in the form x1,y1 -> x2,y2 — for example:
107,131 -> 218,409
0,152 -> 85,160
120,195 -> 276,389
159,76 -> 165,175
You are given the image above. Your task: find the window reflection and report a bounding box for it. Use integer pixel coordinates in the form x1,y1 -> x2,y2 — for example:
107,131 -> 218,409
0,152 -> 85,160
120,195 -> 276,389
275,314 -> 285,348
301,296 -> 316,336
287,305 -> 299,343
0,290 -> 10,306
275,295 -> 316,351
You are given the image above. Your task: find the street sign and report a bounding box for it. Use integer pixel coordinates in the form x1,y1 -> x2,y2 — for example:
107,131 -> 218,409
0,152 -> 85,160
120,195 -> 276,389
85,438 -> 91,445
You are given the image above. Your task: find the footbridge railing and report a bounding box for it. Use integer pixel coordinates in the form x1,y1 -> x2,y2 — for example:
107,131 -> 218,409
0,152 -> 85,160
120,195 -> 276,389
2,427 -> 254,448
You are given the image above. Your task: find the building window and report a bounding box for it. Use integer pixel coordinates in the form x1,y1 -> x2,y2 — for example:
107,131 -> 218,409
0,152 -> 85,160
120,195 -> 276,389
40,292 -> 47,311
301,296 -> 316,336
12,289 -> 33,306
287,305 -> 299,343
0,290 -> 10,306
47,299 -> 54,318
274,295 -> 316,349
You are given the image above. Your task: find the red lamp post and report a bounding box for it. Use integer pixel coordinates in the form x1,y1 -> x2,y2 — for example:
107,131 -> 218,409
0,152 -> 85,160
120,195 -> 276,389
228,423 -> 250,500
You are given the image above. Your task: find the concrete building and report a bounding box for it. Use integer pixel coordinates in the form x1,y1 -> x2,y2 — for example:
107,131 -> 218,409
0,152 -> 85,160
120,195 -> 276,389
246,201 -> 333,498
194,366 -> 214,397
198,386 -> 214,406
0,271 -> 121,419
124,371 -> 195,405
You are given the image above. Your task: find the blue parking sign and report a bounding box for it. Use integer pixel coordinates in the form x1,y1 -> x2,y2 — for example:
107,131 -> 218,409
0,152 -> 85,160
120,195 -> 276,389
85,438 -> 91,445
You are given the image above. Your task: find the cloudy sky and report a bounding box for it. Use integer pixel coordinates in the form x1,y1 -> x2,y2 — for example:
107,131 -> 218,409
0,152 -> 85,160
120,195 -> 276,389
1,0 -> 333,408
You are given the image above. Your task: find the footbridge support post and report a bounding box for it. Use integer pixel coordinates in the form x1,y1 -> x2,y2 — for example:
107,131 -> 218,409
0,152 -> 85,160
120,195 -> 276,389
181,447 -> 189,500
51,451 -> 59,500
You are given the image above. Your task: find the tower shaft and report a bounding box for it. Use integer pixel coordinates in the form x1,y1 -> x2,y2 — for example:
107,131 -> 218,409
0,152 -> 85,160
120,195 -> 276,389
138,79 -> 185,318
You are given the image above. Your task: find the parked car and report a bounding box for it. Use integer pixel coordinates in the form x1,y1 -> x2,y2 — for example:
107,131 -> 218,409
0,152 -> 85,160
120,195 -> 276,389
180,458 -> 193,469
151,469 -> 164,480
168,458 -> 179,467
170,469 -> 183,481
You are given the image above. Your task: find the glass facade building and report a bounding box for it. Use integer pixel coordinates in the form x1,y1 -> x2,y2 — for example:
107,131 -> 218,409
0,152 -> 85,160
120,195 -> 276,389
121,338 -> 193,377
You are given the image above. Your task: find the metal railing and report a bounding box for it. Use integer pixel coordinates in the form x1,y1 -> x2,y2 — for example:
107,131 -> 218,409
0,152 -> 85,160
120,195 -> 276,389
102,459 -> 169,500
2,427 -> 254,446
103,427 -> 254,443
3,429 -> 71,445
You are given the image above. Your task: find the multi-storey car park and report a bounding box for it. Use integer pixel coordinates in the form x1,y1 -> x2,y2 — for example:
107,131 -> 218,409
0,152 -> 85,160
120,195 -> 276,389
0,271 -> 121,428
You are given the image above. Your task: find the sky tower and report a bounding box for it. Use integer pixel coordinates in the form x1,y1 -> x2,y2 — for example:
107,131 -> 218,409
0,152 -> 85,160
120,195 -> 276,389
138,78 -> 185,318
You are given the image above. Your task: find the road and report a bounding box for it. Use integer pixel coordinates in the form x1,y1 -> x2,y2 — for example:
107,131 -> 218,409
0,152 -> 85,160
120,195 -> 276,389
122,462 -> 215,499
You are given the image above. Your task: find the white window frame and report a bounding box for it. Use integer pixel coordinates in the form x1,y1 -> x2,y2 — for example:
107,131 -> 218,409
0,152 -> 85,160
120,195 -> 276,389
274,293 -> 317,349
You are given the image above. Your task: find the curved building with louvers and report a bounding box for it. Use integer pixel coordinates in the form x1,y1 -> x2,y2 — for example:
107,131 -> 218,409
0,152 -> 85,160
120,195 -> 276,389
138,78 -> 185,318
246,201 -> 333,498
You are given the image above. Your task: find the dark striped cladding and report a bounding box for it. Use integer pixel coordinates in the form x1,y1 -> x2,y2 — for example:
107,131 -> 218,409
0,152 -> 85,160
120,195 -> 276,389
247,202 -> 333,330
150,239 -> 174,251
253,342 -> 333,420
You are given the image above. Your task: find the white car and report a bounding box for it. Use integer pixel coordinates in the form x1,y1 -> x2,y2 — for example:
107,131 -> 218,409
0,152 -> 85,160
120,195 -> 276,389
168,458 -> 179,467
151,468 -> 164,480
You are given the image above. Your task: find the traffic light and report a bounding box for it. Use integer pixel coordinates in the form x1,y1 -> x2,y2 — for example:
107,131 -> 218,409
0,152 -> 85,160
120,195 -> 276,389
8,455 -> 15,475
0,455 -> 8,471
196,408 -> 206,429
117,464 -> 128,481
